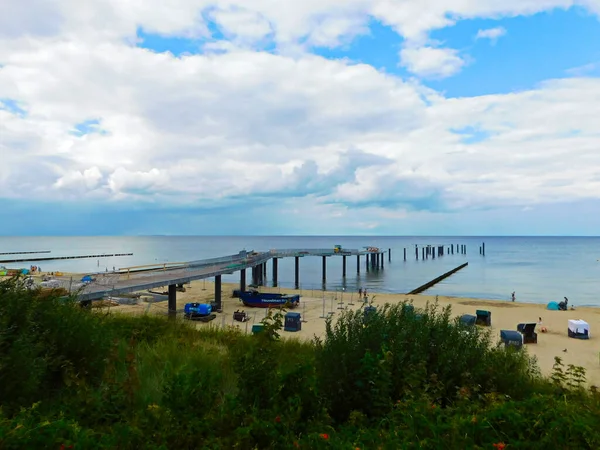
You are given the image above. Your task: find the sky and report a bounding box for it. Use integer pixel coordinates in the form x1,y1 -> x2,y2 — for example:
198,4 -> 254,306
1,1 -> 600,236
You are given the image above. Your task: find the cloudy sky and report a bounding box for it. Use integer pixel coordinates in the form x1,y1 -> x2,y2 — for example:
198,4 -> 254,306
1,1 -> 600,236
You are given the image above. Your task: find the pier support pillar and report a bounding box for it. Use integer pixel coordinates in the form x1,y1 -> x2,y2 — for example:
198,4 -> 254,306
356,255 -> 360,274
381,253 -> 384,269
294,256 -> 300,289
432,248 -> 436,259
322,255 -> 327,283
482,242 -> 485,256
240,269 -> 246,292
388,248 -> 391,261
215,275 -> 222,310
422,248 -> 425,260
168,284 -> 177,318
451,244 -> 454,255
415,246 -> 419,260
263,262 -> 267,281
403,248 -> 406,261
366,254 -> 369,272
342,255 -> 347,278
272,258 -> 278,287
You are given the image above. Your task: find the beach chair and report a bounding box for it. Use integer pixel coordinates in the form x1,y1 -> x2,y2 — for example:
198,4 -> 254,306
459,314 -> 477,327
500,330 -> 523,349
475,310 -> 491,326
568,319 -> 590,340
517,323 -> 538,344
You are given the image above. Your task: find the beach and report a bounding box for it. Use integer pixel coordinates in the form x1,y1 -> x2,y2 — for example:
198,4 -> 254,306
111,280 -> 600,387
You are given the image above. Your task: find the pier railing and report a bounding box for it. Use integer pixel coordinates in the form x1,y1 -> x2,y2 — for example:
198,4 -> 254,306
271,248 -> 361,257
185,251 -> 249,268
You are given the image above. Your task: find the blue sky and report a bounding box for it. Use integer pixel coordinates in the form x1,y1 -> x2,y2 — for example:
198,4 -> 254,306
1,1 -> 600,236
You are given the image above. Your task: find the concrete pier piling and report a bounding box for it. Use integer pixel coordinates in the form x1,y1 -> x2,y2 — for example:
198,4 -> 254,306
215,275 -> 222,310
168,284 -> 177,318
294,256 -> 300,289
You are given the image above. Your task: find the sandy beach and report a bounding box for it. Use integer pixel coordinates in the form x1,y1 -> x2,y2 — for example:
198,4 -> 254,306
106,279 -> 600,387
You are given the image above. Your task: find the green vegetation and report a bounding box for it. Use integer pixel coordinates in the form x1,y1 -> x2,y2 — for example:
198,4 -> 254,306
1,277 -> 600,449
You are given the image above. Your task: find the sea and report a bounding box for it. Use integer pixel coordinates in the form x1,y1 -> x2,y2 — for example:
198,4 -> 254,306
1,236 -> 599,307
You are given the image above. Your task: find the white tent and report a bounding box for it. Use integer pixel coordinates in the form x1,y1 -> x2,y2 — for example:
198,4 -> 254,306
568,319 -> 590,340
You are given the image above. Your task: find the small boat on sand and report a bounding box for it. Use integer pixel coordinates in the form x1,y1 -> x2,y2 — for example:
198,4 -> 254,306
239,290 -> 300,308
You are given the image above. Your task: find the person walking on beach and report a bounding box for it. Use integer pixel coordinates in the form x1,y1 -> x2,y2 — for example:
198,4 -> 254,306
359,287 -> 363,297
511,291 -> 516,302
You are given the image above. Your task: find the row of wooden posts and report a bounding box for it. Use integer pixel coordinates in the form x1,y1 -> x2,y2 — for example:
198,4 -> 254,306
401,243 -> 468,261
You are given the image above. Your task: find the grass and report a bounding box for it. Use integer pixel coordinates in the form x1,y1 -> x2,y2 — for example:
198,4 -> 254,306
1,276 -> 600,449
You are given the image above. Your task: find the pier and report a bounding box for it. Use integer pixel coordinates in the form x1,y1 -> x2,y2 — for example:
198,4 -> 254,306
73,247 -> 387,316
0,253 -> 133,264
29,242 -> 479,318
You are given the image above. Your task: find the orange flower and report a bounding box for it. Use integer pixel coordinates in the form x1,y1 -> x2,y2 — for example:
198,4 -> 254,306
471,415 -> 477,424
319,433 -> 330,440
293,442 -> 300,448
493,443 -> 506,450
431,404 -> 437,409
275,416 -> 281,423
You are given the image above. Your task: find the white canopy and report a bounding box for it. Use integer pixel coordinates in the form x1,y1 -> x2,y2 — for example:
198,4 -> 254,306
568,319 -> 590,335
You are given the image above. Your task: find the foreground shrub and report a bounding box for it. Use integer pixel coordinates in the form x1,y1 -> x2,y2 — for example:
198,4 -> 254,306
314,301 -> 541,422
0,278 -> 113,413
2,281 -> 600,449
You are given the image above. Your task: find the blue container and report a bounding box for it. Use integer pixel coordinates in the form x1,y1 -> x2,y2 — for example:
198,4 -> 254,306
500,330 -> 523,349
459,314 -> 477,326
184,303 -> 212,316
284,312 -> 302,332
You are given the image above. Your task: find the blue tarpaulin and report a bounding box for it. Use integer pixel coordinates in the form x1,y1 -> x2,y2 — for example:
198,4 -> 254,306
81,275 -> 93,282
547,301 -> 559,311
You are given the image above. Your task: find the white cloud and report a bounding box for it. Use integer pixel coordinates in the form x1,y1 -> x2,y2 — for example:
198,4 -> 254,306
475,27 -> 507,42
54,167 -> 103,191
209,6 -> 273,44
400,46 -> 466,78
2,0 -> 600,230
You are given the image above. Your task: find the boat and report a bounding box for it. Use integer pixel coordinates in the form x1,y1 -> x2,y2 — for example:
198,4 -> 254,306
239,290 -> 300,308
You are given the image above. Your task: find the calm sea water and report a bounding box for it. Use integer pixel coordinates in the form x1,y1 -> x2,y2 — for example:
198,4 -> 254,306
1,236 -> 599,306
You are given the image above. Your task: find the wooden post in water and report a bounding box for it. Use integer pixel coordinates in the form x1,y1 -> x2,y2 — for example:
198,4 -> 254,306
482,242 -> 485,256
403,248 -> 406,261
415,246 -> 418,260
422,248 -> 425,260
388,248 -> 391,261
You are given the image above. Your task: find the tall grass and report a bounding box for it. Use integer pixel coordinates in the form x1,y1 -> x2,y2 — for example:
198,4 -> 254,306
1,278 -> 600,449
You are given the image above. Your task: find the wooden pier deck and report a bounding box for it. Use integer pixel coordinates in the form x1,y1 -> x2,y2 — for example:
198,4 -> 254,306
74,248 -> 383,301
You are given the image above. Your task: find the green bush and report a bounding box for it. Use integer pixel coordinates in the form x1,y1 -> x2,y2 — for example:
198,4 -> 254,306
2,280 -> 600,449
313,301 -> 540,422
0,278 -> 113,413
